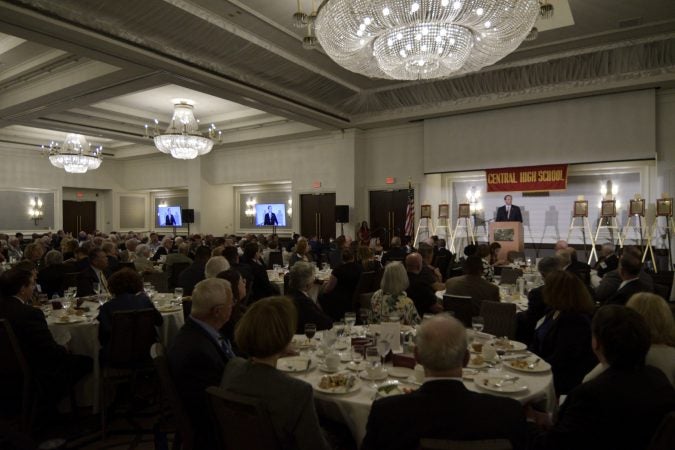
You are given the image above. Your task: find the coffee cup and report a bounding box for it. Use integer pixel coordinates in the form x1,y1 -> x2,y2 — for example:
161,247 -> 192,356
325,352 -> 340,371
482,343 -> 497,361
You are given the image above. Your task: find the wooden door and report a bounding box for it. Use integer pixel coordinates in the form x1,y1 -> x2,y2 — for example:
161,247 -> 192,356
63,201 -> 96,235
300,193 -> 336,241
369,189 -> 411,248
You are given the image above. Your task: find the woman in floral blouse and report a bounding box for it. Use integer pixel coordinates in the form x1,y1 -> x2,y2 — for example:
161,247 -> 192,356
370,262 -> 421,325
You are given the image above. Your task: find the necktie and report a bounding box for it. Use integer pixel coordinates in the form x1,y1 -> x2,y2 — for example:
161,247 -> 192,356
506,206 -> 510,219
99,271 -> 110,293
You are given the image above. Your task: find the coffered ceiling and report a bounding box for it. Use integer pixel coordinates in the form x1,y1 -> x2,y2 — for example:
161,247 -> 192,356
0,0 -> 674,160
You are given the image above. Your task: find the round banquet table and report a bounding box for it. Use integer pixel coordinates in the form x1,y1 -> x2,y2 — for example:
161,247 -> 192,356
46,300 -> 184,412
287,329 -> 555,444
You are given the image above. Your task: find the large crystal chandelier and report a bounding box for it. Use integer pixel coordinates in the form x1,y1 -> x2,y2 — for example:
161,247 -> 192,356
314,0 -> 540,80
146,99 -> 220,160
43,133 -> 103,174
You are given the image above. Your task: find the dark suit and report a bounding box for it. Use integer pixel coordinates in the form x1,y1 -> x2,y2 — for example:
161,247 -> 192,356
444,275 -> 500,316
319,262 -> 362,321
240,256 -> 278,302
264,212 -> 278,226
177,260 -> 206,296
76,265 -> 107,297
531,311 -> 597,395
291,290 -> 333,334
220,358 -> 330,450
381,247 -> 407,266
535,366 -> 675,450
566,260 -> 592,287
495,204 -> 523,222
407,271 -> 438,316
605,278 -> 652,306
595,254 -> 618,278
37,263 -> 69,298
151,246 -> 171,262
168,317 -> 232,450
363,379 -> 528,450
594,268 -> 654,303
0,296 -> 92,409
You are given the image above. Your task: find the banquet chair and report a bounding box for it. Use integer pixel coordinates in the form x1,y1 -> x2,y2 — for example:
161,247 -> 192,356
648,411 -> 675,450
267,251 -> 283,269
435,255 -> 450,282
499,268 -> 522,285
206,386 -> 281,450
150,343 -> 194,450
479,301 -> 517,339
168,262 -> 190,290
418,438 -> 512,450
181,296 -> 192,319
61,272 -> 80,291
352,271 -> 377,311
359,292 -> 375,310
100,308 -> 160,438
442,295 -> 474,328
0,319 -> 36,433
144,271 -> 169,293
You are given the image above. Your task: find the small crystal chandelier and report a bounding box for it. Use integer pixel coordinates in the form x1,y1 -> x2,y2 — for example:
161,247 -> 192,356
315,0 -> 540,80
28,196 -> 44,225
539,1 -> 554,20
42,133 -> 103,174
145,99 -> 221,160
293,0 -> 320,50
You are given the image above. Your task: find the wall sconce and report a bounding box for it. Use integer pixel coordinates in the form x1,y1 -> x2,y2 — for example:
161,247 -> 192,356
245,198 -> 256,223
287,198 -> 293,217
28,196 -> 44,225
599,180 -> 620,208
466,186 -> 483,214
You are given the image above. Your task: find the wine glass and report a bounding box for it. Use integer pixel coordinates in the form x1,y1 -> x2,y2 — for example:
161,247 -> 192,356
376,338 -> 391,364
304,323 -> 317,341
365,347 -> 382,386
351,345 -> 364,364
472,316 -> 485,333
344,312 -> 356,335
358,308 -> 370,326
333,320 -> 345,338
323,328 -> 337,350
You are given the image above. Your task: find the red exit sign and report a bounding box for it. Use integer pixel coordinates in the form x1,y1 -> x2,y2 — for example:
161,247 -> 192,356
385,177 -> 395,184
312,181 -> 321,189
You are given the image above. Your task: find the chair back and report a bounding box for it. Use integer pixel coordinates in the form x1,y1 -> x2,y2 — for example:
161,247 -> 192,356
479,301 -> 517,339
168,262 -> 191,290
267,251 -> 283,270
419,438 -> 512,450
442,295 -> 474,328
359,292 -> 374,310
108,309 -> 159,368
181,296 -> 192,319
206,386 -> 281,450
61,272 -> 80,290
150,343 -> 194,450
499,267 -> 522,285
435,255 -> 450,282
648,411 -> 675,450
352,271 -> 377,310
0,319 -> 32,431
143,271 -> 169,293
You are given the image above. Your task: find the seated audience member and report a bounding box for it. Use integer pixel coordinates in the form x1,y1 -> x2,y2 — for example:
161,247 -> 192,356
357,245 -> 382,272
216,269 -> 247,353
380,237 -> 407,266
530,270 -> 597,395
204,256 -> 230,279
177,245 -> 211,296
101,241 -> 120,273
122,238 -> 139,262
168,278 -> 235,450
37,249 -> 68,298
320,248 -> 362,321
489,242 -> 505,266
0,268 -> 92,414
220,296 -> 330,450
417,243 -> 445,291
6,236 -> 23,260
164,242 -> 192,272
557,247 -> 591,287
585,293 -> 675,386
477,244 -> 494,282
22,242 -> 45,270
370,262 -> 420,325
96,268 -> 163,362
363,314 -> 527,450
133,244 -> 155,273
605,254 -> 652,305
76,248 -> 110,297
594,247 -> 654,302
222,245 -> 254,292
147,232 -> 161,255
515,256 -> 560,345
444,255 -> 500,315
152,237 -> 174,261
240,242 -> 278,302
288,262 -> 332,333
405,252 -> 442,316
288,238 -> 311,268
61,238 -> 78,261
531,305 -> 675,450
594,243 -> 619,278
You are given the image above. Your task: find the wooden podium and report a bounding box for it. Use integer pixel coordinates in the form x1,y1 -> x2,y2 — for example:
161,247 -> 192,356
489,221 -> 524,261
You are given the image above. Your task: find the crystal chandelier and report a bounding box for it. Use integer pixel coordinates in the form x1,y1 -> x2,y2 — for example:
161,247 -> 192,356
145,99 -> 221,160
315,0 -> 540,80
42,133 -> 103,174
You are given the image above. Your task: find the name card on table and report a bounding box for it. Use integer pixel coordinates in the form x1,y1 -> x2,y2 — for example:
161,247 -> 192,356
379,322 -> 402,353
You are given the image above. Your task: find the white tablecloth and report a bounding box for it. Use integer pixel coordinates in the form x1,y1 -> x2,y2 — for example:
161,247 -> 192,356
46,305 -> 184,412
288,330 -> 555,443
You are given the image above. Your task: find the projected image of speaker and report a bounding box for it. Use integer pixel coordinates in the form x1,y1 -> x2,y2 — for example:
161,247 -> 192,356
335,205 -> 349,223
181,208 -> 195,224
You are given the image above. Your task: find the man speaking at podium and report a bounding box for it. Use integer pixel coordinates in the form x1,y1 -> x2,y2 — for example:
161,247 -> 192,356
496,195 -> 523,222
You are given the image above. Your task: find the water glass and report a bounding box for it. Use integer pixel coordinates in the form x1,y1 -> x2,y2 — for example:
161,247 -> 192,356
344,312 -> 356,334
376,338 -> 391,362
174,287 -> 184,302
358,308 -> 370,326
365,346 -> 380,367
351,346 -> 364,363
333,320 -> 346,337
472,316 -> 485,333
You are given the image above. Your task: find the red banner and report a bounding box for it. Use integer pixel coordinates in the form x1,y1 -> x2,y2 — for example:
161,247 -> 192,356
486,164 -> 568,192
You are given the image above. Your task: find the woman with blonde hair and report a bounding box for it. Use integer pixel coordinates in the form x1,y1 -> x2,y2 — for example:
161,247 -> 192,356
219,296 -> 329,450
627,293 -> 675,384
370,262 -> 420,325
289,238 -> 311,268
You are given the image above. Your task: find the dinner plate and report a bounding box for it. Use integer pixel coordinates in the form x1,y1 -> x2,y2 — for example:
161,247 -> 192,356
318,364 -> 340,373
315,375 -> 360,395
462,368 -> 480,381
506,357 -> 551,373
292,338 -> 316,350
493,340 -> 527,352
276,357 -> 314,372
466,357 -> 489,369
359,369 -> 388,381
388,367 -> 414,379
158,306 -> 182,313
474,374 -> 528,394
346,361 -> 368,372
53,315 -> 87,324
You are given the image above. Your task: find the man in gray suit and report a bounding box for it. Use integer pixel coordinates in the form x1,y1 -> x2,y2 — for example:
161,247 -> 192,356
444,255 -> 500,315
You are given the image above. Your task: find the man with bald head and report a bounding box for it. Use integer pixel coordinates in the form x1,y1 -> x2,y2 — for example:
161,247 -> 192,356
362,315 -> 527,450
405,252 -> 442,316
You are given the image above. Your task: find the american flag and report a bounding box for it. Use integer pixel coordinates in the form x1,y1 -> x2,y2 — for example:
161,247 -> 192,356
404,180 -> 414,237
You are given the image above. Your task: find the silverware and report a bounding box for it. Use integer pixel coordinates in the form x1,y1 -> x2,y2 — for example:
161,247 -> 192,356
527,358 -> 540,369
495,376 -> 519,388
